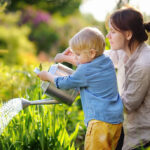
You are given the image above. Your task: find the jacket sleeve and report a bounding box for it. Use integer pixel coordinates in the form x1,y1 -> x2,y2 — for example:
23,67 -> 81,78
121,65 -> 150,112
54,65 -> 88,90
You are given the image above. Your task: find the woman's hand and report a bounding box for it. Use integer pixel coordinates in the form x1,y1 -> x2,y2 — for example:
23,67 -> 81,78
62,47 -> 74,56
54,53 -> 65,63
54,47 -> 78,66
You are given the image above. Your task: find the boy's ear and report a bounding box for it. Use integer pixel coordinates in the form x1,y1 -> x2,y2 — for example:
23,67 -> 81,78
90,49 -> 96,59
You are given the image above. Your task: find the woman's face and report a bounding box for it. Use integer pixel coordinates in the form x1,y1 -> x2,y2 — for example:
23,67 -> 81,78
106,22 -> 127,50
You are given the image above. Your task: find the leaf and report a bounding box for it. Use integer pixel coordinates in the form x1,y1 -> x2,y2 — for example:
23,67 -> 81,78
39,63 -> 42,71
69,122 -> 79,142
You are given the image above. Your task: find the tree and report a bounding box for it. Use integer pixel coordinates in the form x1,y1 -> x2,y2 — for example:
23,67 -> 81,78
115,0 -> 130,9
6,0 -> 82,16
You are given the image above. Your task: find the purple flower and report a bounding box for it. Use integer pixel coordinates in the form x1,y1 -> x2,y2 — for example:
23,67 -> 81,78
33,11 -> 50,26
21,7 -> 51,26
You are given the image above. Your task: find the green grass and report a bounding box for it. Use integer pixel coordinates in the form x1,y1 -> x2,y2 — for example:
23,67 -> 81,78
0,104 -> 81,150
0,64 -> 85,150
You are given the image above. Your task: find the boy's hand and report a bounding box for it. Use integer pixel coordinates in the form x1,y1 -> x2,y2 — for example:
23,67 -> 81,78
37,71 -> 56,83
37,71 -> 50,81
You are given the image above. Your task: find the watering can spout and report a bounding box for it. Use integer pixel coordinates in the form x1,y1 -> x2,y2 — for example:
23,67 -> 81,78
21,98 -> 31,109
21,98 -> 59,109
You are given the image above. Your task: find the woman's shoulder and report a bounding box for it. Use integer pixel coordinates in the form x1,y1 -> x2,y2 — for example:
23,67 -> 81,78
104,49 -> 125,57
137,44 -> 150,66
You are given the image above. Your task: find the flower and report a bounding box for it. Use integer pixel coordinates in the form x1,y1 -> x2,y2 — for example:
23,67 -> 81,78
21,7 -> 51,26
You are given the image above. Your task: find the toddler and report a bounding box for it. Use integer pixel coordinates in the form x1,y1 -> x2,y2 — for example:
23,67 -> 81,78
38,27 -> 123,150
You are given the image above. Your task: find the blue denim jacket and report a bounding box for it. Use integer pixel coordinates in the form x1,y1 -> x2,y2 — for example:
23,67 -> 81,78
54,54 -> 123,126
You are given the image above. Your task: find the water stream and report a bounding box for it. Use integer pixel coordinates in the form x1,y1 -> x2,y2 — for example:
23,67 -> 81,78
0,98 -> 23,135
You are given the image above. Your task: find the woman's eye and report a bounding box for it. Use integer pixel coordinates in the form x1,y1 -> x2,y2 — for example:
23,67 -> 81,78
109,28 -> 115,33
111,30 -> 115,33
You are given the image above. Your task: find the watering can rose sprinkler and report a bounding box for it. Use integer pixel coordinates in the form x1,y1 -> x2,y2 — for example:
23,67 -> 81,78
21,63 -> 79,109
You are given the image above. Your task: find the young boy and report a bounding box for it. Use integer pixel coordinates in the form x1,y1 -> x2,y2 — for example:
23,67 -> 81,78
37,27 -> 123,150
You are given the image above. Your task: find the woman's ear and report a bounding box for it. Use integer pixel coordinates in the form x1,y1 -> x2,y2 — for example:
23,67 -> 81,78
125,30 -> 132,40
90,49 -> 96,59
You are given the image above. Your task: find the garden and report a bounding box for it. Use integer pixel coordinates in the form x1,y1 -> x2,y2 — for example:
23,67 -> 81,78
0,0 -> 150,150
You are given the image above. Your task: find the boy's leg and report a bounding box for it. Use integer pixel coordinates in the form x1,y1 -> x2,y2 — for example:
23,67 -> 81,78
84,120 -> 122,150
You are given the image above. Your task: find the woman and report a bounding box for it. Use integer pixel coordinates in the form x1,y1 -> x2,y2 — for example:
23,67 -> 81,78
106,7 -> 150,150
54,7 -> 150,150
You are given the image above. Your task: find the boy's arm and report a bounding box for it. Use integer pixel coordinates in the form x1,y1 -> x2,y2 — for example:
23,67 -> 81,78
37,65 -> 87,90
54,65 -> 87,90
54,48 -> 78,66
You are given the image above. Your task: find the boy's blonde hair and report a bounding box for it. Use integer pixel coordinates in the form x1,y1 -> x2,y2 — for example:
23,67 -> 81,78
69,27 -> 105,57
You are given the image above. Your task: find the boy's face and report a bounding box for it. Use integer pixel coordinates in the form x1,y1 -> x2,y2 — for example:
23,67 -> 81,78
74,50 -> 94,64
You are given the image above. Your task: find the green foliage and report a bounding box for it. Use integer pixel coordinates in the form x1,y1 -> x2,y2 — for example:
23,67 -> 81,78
18,7 -> 59,54
0,25 -> 35,64
1,3 -> 109,58
0,2 -> 8,12
49,13 -> 110,56
0,102 -> 82,150
105,38 -> 111,50
0,63 -> 85,149
30,23 -> 59,54
0,11 -> 36,65
0,63 -> 37,102
7,0 -> 82,17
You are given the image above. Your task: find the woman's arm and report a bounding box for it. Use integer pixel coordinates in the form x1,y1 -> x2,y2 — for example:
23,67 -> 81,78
121,65 -> 150,112
54,48 -> 78,66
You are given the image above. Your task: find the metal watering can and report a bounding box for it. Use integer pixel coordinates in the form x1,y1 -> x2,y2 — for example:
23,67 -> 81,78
21,63 -> 79,109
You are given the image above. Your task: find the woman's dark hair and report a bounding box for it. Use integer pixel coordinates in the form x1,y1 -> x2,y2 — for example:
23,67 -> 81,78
110,7 -> 150,50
